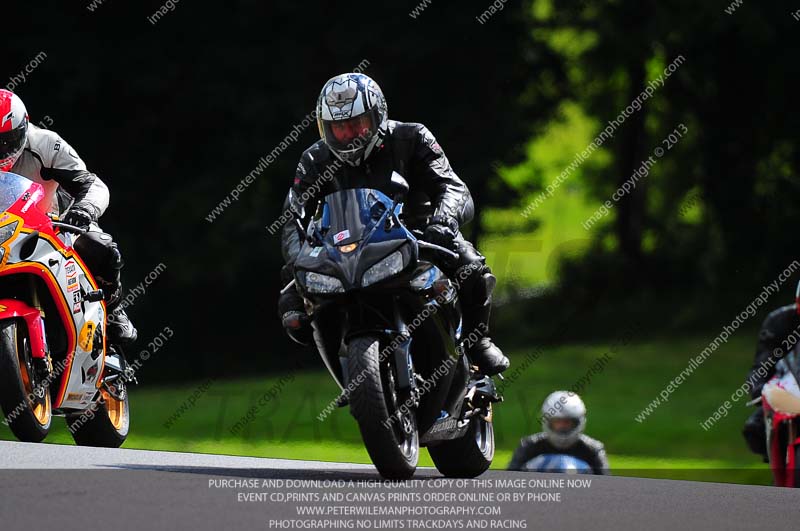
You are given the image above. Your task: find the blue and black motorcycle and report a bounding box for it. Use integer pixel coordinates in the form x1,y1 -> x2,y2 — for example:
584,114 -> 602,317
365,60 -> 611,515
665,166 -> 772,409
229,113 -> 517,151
288,174 -> 502,479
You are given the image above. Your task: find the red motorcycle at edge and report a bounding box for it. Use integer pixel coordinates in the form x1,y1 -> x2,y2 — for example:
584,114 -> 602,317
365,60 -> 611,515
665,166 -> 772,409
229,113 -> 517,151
0,171 -> 130,447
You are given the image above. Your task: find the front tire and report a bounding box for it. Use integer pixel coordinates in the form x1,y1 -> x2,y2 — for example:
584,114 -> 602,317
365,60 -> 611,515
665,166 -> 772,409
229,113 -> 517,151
794,445 -> 800,488
428,409 -> 494,478
0,319 -> 52,442
347,335 -> 419,479
67,387 -> 129,448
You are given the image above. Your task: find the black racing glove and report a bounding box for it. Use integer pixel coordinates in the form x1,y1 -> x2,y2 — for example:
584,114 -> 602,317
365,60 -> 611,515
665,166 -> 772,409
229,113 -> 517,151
422,215 -> 459,249
63,205 -> 95,230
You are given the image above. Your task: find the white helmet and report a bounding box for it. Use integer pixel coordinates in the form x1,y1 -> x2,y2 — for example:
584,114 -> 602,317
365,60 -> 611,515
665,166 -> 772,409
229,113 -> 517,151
540,391 -> 587,449
316,73 -> 388,166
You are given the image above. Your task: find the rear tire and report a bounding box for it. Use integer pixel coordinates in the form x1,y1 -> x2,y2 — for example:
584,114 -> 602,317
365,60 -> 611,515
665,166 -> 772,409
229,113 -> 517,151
429,410 -> 494,478
0,319 -> 51,442
348,335 -> 418,479
67,387 -> 129,448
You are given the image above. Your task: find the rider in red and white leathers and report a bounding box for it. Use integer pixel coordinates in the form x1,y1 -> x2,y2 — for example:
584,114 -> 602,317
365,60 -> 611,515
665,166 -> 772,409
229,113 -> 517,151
0,89 -> 136,343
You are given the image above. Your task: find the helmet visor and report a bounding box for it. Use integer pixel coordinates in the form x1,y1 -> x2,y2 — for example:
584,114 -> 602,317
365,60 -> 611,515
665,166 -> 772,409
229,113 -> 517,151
0,126 -> 26,160
548,417 -> 579,434
323,111 -> 378,153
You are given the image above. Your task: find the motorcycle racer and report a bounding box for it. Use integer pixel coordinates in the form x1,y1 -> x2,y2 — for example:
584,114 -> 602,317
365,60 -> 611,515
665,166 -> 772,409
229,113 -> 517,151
0,89 -> 137,343
742,285 -> 800,459
507,391 -> 609,474
278,73 -> 509,376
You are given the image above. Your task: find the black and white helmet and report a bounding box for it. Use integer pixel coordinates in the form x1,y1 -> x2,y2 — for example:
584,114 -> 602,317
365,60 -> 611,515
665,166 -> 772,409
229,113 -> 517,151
540,391 -> 587,449
316,73 -> 388,166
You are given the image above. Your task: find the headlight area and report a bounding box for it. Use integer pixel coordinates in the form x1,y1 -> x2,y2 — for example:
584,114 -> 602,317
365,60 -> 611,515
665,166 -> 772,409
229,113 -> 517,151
362,250 -> 404,287
304,271 -> 345,294
0,220 -> 19,243
0,220 -> 20,264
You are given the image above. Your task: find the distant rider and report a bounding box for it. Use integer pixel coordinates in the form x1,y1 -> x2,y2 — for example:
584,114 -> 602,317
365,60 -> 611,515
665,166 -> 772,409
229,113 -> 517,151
742,282 -> 800,459
507,391 -> 609,474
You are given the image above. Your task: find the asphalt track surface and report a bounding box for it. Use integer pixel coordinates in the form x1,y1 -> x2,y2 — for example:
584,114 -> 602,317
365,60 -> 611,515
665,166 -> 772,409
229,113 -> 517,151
0,440 -> 794,531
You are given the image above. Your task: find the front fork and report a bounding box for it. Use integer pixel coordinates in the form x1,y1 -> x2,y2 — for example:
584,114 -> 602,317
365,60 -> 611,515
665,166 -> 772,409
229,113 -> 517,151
336,299 -> 419,400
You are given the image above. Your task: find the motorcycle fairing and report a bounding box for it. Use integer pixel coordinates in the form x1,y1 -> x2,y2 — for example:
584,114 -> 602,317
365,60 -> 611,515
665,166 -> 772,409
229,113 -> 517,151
0,172 -> 106,409
295,188 -> 417,291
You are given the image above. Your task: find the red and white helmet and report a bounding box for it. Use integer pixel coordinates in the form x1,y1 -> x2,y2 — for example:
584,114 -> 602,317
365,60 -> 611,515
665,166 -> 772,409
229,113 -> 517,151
0,90 -> 29,172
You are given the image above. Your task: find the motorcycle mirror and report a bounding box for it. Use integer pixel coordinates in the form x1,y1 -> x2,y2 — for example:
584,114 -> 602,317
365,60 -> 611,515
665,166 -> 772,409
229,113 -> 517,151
385,173 -> 409,231
390,172 -> 409,199
18,230 -> 39,260
288,189 -> 305,220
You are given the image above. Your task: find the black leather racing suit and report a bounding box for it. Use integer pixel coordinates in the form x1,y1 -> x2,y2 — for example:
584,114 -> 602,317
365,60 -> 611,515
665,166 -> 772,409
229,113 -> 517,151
742,304 -> 800,457
280,120 -> 496,346
507,433 -> 610,475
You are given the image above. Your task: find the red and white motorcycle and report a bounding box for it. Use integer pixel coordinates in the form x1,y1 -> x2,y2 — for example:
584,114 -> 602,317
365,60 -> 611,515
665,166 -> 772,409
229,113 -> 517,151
0,171 -> 129,447
760,348 -> 800,487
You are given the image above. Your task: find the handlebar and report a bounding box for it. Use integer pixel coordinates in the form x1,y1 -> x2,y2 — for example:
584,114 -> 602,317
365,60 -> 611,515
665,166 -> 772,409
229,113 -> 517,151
280,279 -> 296,295
417,240 -> 459,260
51,221 -> 88,235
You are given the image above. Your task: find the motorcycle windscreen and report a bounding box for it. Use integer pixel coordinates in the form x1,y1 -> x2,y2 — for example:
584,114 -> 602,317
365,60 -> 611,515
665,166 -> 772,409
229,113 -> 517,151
0,172 -> 41,212
320,188 -> 391,246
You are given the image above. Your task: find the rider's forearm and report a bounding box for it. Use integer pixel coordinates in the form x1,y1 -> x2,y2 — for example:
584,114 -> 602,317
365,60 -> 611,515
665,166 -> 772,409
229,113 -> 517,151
42,167 -> 109,220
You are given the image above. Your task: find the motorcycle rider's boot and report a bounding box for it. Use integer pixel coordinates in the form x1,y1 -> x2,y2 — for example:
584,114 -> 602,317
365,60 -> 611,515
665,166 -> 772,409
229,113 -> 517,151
105,278 -> 138,344
102,264 -> 137,344
742,408 -> 768,462
455,261 -> 509,376
468,337 -> 509,376
463,303 -> 509,376
108,307 -> 138,345
73,231 -> 137,344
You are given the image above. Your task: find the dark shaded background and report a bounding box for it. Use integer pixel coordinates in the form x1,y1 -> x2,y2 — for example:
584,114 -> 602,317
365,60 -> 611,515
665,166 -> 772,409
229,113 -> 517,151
5,1 -> 800,382
5,1 -> 548,381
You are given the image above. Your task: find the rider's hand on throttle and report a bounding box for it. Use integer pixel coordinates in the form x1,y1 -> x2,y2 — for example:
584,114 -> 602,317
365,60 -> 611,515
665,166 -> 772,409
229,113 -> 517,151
423,215 -> 459,249
63,207 -> 94,230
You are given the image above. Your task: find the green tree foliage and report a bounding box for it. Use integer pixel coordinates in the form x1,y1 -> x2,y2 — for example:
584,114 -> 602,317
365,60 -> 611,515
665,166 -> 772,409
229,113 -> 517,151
511,0 -> 800,293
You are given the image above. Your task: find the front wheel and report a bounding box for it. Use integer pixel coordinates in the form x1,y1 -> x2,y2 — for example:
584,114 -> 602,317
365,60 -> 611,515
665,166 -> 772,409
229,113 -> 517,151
67,386 -> 129,448
347,335 -> 419,479
428,409 -> 494,478
0,319 -> 52,442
